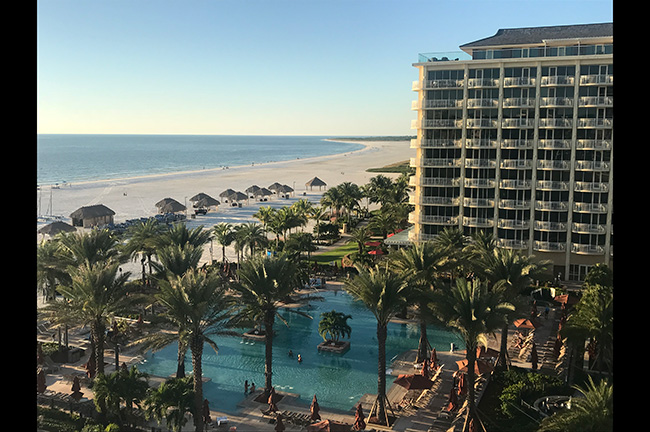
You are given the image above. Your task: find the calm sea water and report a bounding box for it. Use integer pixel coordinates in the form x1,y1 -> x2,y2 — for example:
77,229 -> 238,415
36,134 -> 364,186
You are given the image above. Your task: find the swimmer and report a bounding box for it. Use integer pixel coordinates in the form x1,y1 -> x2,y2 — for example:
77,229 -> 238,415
297,354 -> 302,363
288,350 -> 293,357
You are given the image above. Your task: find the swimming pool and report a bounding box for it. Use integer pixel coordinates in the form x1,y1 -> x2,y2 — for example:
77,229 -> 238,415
138,289 -> 464,413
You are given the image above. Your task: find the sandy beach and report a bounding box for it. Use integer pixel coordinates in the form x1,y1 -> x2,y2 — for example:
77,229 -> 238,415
37,139 -> 409,227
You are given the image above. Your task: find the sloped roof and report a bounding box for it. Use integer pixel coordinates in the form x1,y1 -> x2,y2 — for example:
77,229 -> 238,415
69,204 -> 115,219
306,176 -> 327,187
460,22 -> 613,50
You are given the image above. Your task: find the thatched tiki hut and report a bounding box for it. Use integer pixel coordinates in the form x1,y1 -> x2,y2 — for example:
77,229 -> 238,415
69,204 -> 115,228
306,176 -> 327,191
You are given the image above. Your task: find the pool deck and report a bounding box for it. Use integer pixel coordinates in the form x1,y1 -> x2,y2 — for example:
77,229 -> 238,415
38,282 -> 561,431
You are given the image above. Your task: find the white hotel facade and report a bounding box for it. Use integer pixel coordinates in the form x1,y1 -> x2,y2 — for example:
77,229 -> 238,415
408,23 -> 613,282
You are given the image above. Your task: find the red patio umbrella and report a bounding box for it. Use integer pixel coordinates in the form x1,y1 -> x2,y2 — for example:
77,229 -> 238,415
202,399 -> 212,425
310,395 -> 321,422
393,374 -> 433,390
71,376 -> 84,401
513,318 -> 541,329
368,249 -> 384,255
275,413 -> 286,432
446,387 -> 458,412
353,404 -> 366,431
364,241 -> 381,247
37,369 -> 47,394
455,358 -> 494,376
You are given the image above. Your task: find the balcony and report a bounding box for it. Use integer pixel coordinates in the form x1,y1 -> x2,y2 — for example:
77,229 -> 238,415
574,160 -> 611,171
540,76 -> 574,86
537,160 -> 571,170
540,97 -> 574,107
465,178 -> 496,188
503,77 -> 536,87
534,221 -> 567,231
534,241 -> 566,252
500,159 -> 533,169
498,219 -> 530,229
573,202 -> 608,213
412,99 -> 464,110
499,199 -> 530,209
576,139 -> 612,150
410,138 -> 462,149
571,244 -> 605,255
500,179 -> 532,189
412,119 -> 463,129
410,157 -> 462,168
466,139 -> 498,149
579,96 -> 613,107
467,98 -> 498,108
579,74 -> 613,85
467,78 -> 499,88
463,217 -> 494,228
574,182 -> 609,192
464,197 -> 494,207
409,176 -> 460,187
497,239 -> 529,250
538,139 -> 572,150
538,118 -> 573,128
501,139 -> 533,149
577,118 -> 613,128
535,201 -> 568,211
466,158 -> 497,168
466,118 -> 498,128
572,223 -> 606,234
502,118 -> 535,128
412,79 -> 464,91
502,97 -> 535,108
537,180 -> 569,191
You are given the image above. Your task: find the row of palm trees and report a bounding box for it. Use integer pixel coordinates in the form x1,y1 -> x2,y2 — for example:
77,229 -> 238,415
37,211 -> 612,431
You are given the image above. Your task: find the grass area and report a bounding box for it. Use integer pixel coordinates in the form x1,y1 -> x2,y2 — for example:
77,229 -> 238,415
311,241 -> 357,265
366,160 -> 414,175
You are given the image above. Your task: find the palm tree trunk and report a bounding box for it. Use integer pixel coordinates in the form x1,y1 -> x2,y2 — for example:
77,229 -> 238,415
466,344 -> 479,431
416,320 -> 430,363
176,339 -> 186,378
375,323 -> 388,425
91,319 -> 106,377
496,324 -> 509,369
264,310 -> 275,396
190,336 -> 204,432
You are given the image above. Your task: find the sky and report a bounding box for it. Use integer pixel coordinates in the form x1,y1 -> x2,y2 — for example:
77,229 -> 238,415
36,0 -> 613,136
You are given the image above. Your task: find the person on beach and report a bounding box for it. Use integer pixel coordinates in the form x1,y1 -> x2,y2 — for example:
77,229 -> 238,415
244,380 -> 249,394
250,382 -> 255,393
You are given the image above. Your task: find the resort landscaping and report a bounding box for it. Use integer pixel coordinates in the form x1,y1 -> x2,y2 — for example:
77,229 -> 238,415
37,173 -> 613,432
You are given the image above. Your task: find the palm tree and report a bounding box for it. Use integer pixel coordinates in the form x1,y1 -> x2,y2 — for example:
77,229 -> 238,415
320,186 -> 344,219
253,206 -> 276,233
233,254 -> 309,397
537,376 -> 613,432
56,228 -> 125,268
318,310 -> 352,343
236,222 -> 268,257
338,181 -> 362,224
476,248 -> 549,369
346,225 -> 373,255
154,268 -> 235,432
292,199 -> 313,231
366,174 -> 393,207
92,365 -> 150,428
43,260 -> 138,378
389,241 -> 448,363
429,278 -> 514,431
212,222 -> 235,263
157,223 -> 212,250
36,239 -> 69,302
344,265 -> 408,426
144,376 -> 195,432
309,206 -> 327,243
367,211 -> 398,239
123,218 -> 166,285
431,227 -> 468,279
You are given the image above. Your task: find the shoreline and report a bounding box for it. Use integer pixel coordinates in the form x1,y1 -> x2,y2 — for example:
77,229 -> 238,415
36,138 -> 409,227
37,137 -> 375,188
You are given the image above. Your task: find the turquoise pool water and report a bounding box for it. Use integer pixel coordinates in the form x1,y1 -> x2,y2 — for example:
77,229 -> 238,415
138,290 -> 464,413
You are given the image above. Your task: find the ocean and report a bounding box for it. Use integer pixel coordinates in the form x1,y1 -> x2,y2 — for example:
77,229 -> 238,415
36,134 -> 364,186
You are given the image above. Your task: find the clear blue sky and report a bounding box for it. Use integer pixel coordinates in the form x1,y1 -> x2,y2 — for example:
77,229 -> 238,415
37,0 -> 613,136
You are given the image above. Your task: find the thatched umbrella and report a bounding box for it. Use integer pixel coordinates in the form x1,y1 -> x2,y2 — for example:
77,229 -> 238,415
190,193 -> 219,205
245,185 -> 261,196
219,189 -> 237,201
306,176 -> 327,190
38,220 -> 77,236
193,196 -> 220,208
268,182 -> 283,191
229,191 -> 248,203
278,184 -> 294,197
254,187 -> 274,200
155,198 -> 186,213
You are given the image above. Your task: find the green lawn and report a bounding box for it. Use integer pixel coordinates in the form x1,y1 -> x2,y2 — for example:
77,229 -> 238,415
311,241 -> 357,265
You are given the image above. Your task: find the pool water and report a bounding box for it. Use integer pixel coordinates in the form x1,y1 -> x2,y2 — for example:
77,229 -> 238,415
138,290 -> 464,413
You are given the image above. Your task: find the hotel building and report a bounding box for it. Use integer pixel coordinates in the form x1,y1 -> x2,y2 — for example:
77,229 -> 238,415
409,23 -> 613,282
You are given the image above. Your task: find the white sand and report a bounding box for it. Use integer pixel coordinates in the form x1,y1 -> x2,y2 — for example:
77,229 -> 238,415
36,139 -> 411,268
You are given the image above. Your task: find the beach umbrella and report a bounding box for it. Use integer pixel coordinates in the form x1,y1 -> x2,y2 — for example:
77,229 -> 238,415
353,404 -> 366,431
530,342 -> 539,370
245,185 -> 261,195
229,191 -> 249,202
514,318 -> 541,329
255,187 -> 274,198
393,374 -> 433,390
193,196 -> 220,208
189,192 -> 213,202
306,176 -> 327,190
71,376 -> 84,401
37,368 -> 47,394
155,198 -> 186,213
446,387 -> 458,412
310,395 -> 321,421
307,419 -> 351,432
268,182 -> 284,191
219,189 -> 237,199
38,220 -> 76,236
368,249 -> 384,255
275,413 -> 286,431
202,399 -> 212,425
455,358 -> 494,376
